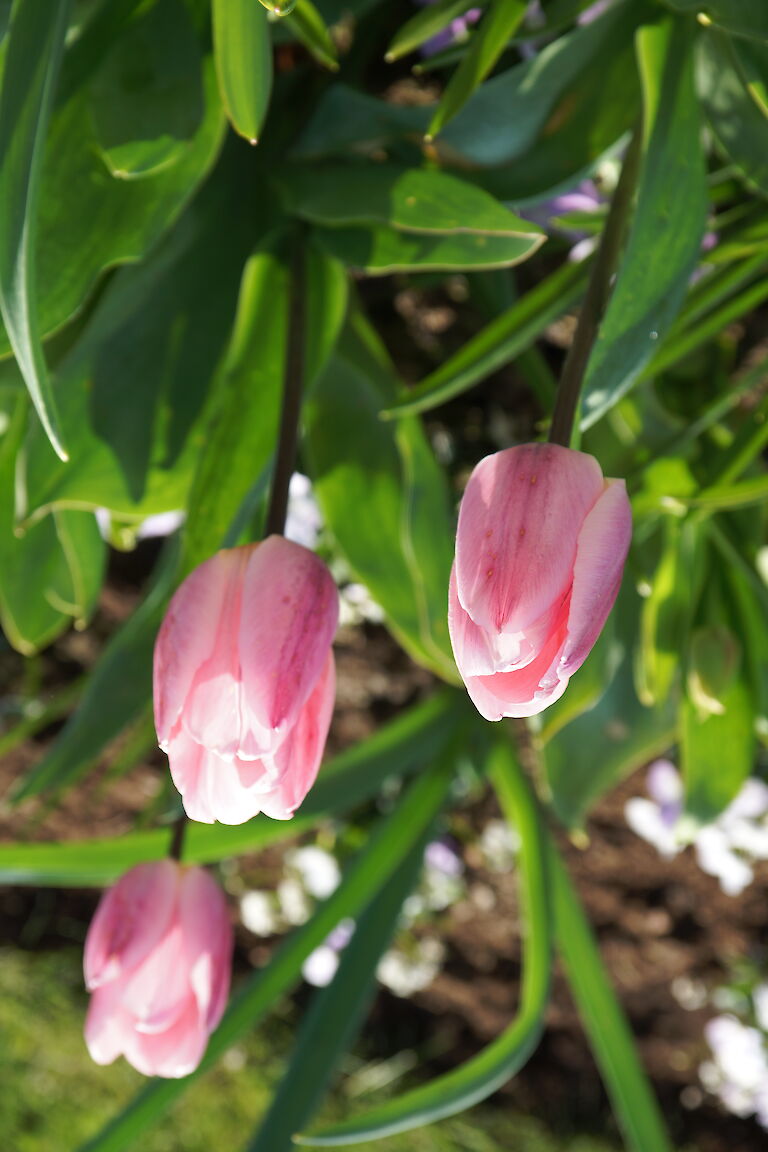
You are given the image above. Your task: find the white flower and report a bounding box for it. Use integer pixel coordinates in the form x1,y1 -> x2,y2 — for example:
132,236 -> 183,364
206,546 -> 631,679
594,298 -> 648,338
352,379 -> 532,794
286,845 -> 341,900
754,984 -> 768,1032
277,877 -> 312,926
703,1014 -> 768,1125
480,819 -> 520,871
377,939 -> 445,998
284,473 -> 323,550
240,890 -> 279,936
302,945 -> 341,987
626,761 -> 768,896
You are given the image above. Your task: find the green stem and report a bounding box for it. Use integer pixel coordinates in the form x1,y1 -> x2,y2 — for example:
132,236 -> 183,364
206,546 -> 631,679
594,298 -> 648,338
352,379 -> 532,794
264,230 -> 306,537
548,125 -> 643,448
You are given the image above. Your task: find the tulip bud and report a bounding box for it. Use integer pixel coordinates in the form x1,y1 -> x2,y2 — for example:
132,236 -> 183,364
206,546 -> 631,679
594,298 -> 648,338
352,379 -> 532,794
84,860 -> 232,1078
154,536 -> 338,825
448,443 -> 632,719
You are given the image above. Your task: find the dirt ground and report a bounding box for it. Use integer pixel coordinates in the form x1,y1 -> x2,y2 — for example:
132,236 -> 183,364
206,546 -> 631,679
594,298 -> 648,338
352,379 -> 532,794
1,549 -> 767,1152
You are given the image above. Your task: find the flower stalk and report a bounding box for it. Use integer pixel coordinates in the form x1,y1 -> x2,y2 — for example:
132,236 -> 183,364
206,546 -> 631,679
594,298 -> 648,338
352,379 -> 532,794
548,124 -> 643,449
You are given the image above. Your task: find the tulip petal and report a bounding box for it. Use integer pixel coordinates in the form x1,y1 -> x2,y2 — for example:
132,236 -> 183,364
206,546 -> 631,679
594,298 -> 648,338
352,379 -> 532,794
180,866 -> 233,1031
463,622 -> 569,720
126,997 -> 208,1079
153,550 -> 245,749
448,564 -> 497,677
455,444 -> 604,633
167,726 -> 215,824
84,983 -> 131,1066
250,653 -> 336,820
559,478 -> 632,676
238,536 -> 338,736
121,924 -> 189,1034
84,860 -> 178,989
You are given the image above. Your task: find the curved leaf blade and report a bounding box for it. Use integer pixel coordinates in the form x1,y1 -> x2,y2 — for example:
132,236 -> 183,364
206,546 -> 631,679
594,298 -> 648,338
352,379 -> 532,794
381,258 -> 586,418
296,740 -> 552,1146
248,828 -> 432,1151
212,0 -> 273,142
0,0 -> 70,459
549,834 -> 674,1152
579,13 -> 708,430
427,0 -> 527,139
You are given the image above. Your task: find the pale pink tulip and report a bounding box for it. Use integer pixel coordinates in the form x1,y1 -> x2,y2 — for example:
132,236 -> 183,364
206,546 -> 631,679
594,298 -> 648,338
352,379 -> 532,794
154,535 -> 338,824
84,860 -> 232,1078
449,443 -> 631,719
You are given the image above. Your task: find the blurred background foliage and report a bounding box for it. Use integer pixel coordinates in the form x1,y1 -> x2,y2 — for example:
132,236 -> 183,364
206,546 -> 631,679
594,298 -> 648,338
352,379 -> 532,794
0,0 -> 768,1148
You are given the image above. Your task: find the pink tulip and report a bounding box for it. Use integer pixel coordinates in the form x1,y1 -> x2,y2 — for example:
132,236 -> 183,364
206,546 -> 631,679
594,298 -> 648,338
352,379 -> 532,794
84,860 -> 232,1078
154,535 -> 338,824
449,443 -> 631,719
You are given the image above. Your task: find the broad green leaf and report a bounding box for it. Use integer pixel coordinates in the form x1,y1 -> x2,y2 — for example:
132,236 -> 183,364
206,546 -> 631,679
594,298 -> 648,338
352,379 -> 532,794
0,0 -> 70,459
317,224 -> 545,273
438,1 -> 640,176
549,834 -> 674,1152
382,258 -> 586,418
685,472 -> 768,511
731,37 -> 768,117
666,0 -> 768,41
0,60 -> 225,361
539,616 -> 622,743
2,690 -> 465,884
280,163 -> 544,241
182,242 -> 289,575
182,234 -> 346,574
296,740 -> 551,1146
292,84 -> 427,161
249,831 -> 431,1151
212,0 -> 272,142
698,30 -> 768,197
89,0 -> 205,179
77,760 -> 456,1152
545,651 -> 677,829
306,308 -> 458,680
580,14 -> 707,430
428,0 -> 527,139
721,537 -> 768,733
386,0 -> 484,62
48,507 -> 106,629
283,0 -> 338,70
642,259 -> 768,380
636,518 -> 700,707
0,394 -> 76,652
682,609 -> 755,821
13,540 -> 179,803
19,146 -> 265,524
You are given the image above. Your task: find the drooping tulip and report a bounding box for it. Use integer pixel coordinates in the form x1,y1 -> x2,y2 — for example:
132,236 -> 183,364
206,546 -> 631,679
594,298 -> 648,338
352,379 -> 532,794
154,535 -> 338,824
84,860 -> 232,1078
448,443 -> 632,719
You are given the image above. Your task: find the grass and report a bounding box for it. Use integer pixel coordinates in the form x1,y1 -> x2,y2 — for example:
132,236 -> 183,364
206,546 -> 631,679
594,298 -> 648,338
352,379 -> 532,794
0,945 -> 621,1152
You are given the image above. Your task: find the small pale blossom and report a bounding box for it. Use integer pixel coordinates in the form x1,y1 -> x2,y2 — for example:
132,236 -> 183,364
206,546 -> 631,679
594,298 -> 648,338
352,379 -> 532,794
285,845 -> 341,900
625,761 -> 768,896
377,939 -> 445,998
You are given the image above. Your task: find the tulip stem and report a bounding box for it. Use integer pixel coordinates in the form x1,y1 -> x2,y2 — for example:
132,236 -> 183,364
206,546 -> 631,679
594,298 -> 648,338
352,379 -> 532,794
265,231 -> 306,537
548,124 -> 643,449
169,811 -> 188,862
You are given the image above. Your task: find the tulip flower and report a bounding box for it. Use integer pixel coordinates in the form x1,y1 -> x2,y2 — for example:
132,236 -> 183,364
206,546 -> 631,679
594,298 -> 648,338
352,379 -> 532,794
84,859 -> 232,1078
448,443 -> 631,719
154,536 -> 338,824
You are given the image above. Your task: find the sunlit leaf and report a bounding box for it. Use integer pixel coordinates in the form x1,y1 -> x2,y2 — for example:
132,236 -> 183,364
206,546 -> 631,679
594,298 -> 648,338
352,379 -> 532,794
0,0 -> 70,459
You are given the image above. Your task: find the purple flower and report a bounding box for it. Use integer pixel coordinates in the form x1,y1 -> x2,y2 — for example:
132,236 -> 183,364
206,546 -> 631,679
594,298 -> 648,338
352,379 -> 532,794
414,0 -> 482,57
